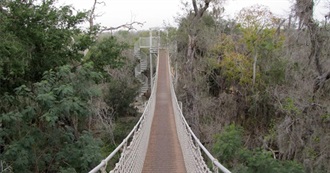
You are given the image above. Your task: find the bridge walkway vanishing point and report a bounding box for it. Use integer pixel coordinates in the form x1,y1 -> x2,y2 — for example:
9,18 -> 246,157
142,49 -> 186,172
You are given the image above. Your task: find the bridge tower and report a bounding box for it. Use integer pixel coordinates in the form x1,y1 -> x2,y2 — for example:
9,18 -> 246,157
134,27 -> 168,98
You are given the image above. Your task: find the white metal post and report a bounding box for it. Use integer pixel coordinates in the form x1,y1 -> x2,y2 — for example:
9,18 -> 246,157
149,29 -> 153,90
158,30 -> 160,48
166,30 -> 169,48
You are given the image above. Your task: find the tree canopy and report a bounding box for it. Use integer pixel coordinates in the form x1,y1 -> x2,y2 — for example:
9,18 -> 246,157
0,0 -> 138,172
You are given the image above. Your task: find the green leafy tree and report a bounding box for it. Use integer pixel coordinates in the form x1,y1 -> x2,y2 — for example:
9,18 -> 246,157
0,1 -> 137,172
1,63 -> 103,172
213,124 -> 304,173
88,36 -> 129,72
0,0 -> 89,94
236,5 -> 285,86
106,78 -> 139,119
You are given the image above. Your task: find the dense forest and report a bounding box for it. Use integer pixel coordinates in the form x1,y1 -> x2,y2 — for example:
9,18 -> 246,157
174,0 -> 329,173
0,0 -> 329,173
0,0 -> 141,172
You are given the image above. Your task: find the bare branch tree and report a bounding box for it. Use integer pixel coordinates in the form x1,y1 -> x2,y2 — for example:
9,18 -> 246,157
89,0 -> 144,34
187,0 -> 211,61
99,21 -> 144,33
179,0 -> 226,136
89,0 -> 106,30
314,71 -> 330,92
83,0 -> 144,56
293,0 -> 330,92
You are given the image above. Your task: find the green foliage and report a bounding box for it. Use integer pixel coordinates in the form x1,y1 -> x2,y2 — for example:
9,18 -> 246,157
263,58 -> 287,84
0,63 -> 103,172
56,131 -> 102,172
210,34 -> 236,55
0,0 -> 90,94
234,5 -> 286,87
88,36 -> 129,72
113,117 -> 139,143
106,78 -> 139,118
209,29 -> 285,90
220,52 -> 254,86
202,14 -> 216,27
177,2 -> 328,172
237,148 -> 304,173
213,124 -> 305,173
282,97 -> 301,116
241,27 -> 284,55
0,1 -> 139,172
213,124 -> 243,164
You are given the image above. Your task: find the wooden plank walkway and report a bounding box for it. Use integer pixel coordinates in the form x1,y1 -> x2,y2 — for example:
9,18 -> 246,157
142,49 -> 186,173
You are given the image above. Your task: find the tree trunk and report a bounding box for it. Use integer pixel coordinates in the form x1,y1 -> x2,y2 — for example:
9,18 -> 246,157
314,71 -> 330,92
294,0 -> 327,92
182,0 -> 211,136
253,48 -> 257,86
308,22 -> 323,76
187,35 -> 197,61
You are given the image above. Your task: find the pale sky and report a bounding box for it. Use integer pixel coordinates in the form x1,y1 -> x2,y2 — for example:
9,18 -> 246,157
56,0 -> 328,30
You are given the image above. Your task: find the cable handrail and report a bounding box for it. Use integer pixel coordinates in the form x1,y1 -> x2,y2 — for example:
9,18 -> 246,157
167,52 -> 231,173
88,97 -> 150,173
89,47 -> 231,173
89,50 -> 160,173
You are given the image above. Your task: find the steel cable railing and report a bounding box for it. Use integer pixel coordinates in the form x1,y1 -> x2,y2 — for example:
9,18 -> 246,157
167,52 -> 231,173
88,51 -> 160,173
89,48 -> 230,173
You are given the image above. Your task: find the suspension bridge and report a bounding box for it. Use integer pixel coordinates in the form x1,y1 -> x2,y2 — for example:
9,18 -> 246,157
89,29 -> 231,173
